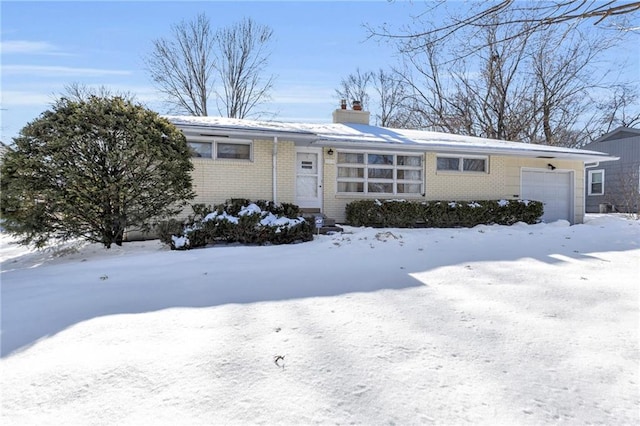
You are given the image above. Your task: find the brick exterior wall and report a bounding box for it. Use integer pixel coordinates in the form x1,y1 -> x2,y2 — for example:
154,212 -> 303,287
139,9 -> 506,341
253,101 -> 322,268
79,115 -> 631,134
321,152 -> 585,224
188,141 -> 585,225
188,139 -> 297,214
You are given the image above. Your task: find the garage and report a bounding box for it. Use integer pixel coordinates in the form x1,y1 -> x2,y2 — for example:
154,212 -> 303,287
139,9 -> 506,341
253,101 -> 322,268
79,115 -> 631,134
521,169 -> 574,223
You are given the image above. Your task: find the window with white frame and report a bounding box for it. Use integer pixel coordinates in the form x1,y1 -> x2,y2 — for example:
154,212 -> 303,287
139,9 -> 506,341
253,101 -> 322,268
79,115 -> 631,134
337,151 -> 423,195
436,155 -> 487,173
187,139 -> 252,160
588,169 -> 604,195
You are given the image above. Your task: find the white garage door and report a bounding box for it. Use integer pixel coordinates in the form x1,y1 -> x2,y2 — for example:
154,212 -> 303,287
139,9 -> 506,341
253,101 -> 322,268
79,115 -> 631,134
521,169 -> 573,223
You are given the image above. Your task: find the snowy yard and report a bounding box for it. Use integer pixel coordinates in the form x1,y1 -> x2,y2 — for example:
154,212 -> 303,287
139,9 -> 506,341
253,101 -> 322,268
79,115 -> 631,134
1,215 -> 638,425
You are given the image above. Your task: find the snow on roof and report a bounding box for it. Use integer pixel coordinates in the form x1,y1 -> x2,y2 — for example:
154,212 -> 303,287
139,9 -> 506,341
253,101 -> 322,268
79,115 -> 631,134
165,115 -> 618,162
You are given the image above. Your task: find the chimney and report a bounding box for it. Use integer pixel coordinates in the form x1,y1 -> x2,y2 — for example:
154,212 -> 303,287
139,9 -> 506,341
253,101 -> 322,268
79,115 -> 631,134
332,100 -> 370,125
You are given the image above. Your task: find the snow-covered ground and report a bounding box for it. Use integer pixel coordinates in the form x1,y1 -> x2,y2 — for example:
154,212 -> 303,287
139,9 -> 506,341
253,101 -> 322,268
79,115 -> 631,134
1,215 -> 638,425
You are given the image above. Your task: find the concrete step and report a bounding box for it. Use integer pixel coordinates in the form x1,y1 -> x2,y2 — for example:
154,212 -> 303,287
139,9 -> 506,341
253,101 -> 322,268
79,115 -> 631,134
315,225 -> 343,235
302,212 -> 336,227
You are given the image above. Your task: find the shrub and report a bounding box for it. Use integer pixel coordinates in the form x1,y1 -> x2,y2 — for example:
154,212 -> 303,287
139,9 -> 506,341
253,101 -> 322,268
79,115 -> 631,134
1,95 -> 194,248
346,199 -> 543,228
157,200 -> 313,250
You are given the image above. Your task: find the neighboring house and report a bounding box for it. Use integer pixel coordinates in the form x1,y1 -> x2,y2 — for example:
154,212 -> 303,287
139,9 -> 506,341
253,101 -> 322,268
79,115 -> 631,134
582,127 -> 640,213
167,107 -> 617,225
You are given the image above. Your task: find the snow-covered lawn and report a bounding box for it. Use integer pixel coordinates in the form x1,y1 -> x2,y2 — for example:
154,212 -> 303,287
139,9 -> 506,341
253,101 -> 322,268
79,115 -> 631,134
1,215 -> 638,425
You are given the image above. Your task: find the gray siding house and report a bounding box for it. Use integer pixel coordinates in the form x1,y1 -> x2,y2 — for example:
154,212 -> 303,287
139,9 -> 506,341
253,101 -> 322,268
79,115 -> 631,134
582,127 -> 640,213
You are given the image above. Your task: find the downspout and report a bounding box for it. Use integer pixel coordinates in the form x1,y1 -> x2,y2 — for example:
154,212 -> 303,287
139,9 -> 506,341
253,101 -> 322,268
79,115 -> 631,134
272,136 -> 278,203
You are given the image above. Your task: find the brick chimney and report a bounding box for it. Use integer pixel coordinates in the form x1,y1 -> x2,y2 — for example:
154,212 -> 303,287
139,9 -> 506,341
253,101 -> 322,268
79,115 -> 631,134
332,100 -> 370,125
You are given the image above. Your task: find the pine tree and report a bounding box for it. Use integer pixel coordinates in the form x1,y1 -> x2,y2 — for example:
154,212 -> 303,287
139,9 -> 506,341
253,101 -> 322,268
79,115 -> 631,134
0,96 -> 195,248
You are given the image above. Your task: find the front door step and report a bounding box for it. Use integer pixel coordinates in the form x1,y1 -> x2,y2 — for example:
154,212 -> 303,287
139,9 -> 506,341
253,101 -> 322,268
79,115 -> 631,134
317,225 -> 343,235
302,212 -> 342,234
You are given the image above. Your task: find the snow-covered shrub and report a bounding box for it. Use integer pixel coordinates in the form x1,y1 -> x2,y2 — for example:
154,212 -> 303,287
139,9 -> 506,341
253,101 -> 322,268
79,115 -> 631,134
158,200 -> 313,250
156,219 -> 186,245
346,199 -> 419,228
346,199 -> 543,228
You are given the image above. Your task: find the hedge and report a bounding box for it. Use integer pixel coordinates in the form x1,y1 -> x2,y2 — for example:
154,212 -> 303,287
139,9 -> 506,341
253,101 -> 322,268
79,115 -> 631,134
345,199 -> 543,228
156,199 -> 314,250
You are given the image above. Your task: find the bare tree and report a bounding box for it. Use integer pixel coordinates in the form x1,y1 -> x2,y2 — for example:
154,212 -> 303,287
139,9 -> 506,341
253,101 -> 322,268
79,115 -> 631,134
398,17 -> 536,139
606,164 -> 640,215
595,84 -> 640,133
335,68 -> 417,127
370,1 -> 640,53
214,18 -> 275,118
146,15 -> 275,118
388,7 -> 621,146
59,82 -> 137,103
372,69 -> 416,127
527,27 -> 614,146
146,13 -> 216,116
335,68 -> 374,110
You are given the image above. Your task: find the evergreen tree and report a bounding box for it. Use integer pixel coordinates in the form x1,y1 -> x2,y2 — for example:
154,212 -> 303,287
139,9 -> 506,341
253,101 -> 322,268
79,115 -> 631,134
0,96 -> 195,248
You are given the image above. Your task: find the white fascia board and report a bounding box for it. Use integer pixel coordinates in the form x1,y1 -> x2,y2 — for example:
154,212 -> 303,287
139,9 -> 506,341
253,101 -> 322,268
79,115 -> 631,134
312,137 -> 620,162
171,119 -> 619,162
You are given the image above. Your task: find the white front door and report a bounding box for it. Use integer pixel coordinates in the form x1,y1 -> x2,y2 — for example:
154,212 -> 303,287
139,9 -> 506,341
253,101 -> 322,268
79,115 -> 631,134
521,169 -> 573,223
295,148 -> 322,209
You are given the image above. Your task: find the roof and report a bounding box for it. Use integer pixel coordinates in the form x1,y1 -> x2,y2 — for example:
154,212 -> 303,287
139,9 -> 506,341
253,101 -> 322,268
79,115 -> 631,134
592,126 -> 640,143
166,115 -> 619,162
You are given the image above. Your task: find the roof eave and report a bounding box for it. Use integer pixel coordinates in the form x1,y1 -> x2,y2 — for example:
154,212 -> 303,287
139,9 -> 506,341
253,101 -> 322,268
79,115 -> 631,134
173,122 -> 317,143
313,138 -> 620,162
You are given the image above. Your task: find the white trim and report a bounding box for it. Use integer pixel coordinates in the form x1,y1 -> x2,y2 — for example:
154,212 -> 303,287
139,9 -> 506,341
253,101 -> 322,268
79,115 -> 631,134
170,118 -> 619,163
295,147 -> 323,210
187,138 -> 253,161
436,154 -> 489,173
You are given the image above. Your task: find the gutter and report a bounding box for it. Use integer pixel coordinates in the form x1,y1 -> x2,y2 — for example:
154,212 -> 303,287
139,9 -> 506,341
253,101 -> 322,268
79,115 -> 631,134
311,138 -> 620,162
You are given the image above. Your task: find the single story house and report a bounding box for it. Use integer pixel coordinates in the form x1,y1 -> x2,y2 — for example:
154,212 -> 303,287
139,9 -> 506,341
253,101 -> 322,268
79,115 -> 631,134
167,107 -> 618,225
581,127 -> 639,213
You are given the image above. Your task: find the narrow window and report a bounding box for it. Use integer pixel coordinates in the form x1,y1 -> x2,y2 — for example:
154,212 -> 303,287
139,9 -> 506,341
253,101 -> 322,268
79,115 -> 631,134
437,155 -> 488,173
217,142 -> 251,160
588,170 -> 604,195
437,157 -> 459,171
463,158 -> 486,172
188,142 -> 212,158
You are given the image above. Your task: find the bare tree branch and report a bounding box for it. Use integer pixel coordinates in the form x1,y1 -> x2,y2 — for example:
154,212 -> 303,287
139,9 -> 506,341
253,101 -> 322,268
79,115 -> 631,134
335,68 -> 374,110
391,15 -> 617,147
145,13 -> 216,116
369,1 -> 639,53
214,18 -> 275,119
145,15 -> 276,118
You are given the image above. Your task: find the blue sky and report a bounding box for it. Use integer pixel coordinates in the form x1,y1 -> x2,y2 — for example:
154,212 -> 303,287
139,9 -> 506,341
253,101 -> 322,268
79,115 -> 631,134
1,1 -> 639,143
1,0 -> 420,142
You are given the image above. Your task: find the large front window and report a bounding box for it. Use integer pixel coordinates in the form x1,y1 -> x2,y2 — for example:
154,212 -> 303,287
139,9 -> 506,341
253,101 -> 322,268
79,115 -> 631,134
337,151 -> 423,195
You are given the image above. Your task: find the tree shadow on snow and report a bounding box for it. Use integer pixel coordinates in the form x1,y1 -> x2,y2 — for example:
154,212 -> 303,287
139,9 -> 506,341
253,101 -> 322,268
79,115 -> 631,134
1,217 -> 637,357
